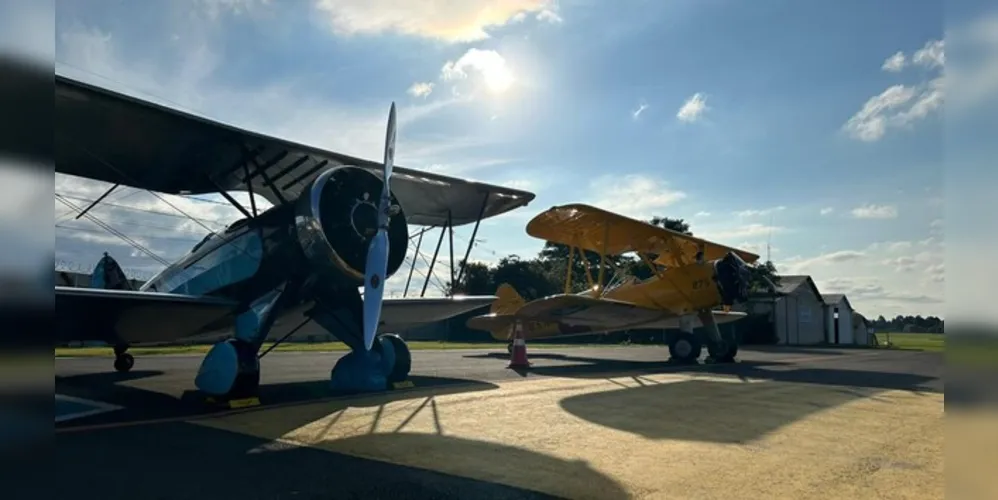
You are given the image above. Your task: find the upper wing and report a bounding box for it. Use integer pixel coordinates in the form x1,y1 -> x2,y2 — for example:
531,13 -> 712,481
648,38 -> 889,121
525,204 -> 759,267
55,286 -> 239,344
378,295 -> 496,332
54,75 -> 535,228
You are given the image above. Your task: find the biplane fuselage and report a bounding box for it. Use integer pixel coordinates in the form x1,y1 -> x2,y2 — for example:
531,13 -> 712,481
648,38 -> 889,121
490,263 -> 735,342
467,204 -> 758,354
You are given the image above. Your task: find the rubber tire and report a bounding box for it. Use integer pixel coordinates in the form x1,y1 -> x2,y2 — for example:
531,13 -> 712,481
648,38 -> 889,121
378,333 -> 412,384
707,340 -> 738,363
668,332 -> 702,363
114,353 -> 134,373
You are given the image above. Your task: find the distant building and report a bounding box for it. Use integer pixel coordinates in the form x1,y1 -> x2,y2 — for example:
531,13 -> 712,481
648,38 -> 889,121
821,293 -> 855,345
741,275 -> 826,345
741,275 -> 875,347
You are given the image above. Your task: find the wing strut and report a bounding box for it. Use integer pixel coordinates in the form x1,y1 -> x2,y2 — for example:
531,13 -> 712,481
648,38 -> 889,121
73,183 -> 118,220
242,163 -> 259,217
419,219 -> 448,297
455,192 -> 490,285
402,192 -> 491,298
208,178 -> 253,220
448,210 -> 455,290
403,228 -> 425,297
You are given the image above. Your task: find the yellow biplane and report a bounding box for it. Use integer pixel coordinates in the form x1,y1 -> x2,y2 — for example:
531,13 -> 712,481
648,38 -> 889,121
466,203 -> 760,364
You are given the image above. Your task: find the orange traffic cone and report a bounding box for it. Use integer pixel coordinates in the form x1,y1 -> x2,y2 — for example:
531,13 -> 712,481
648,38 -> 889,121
508,322 -> 530,368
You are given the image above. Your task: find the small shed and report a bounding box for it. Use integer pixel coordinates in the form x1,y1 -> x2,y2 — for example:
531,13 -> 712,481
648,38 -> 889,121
742,275 -> 826,345
852,312 -> 872,346
822,294 -> 855,345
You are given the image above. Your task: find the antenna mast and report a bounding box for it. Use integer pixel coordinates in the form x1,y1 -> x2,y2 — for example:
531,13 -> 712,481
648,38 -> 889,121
767,213 -> 773,263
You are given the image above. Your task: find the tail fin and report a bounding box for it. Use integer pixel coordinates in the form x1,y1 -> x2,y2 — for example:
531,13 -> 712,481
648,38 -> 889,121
492,283 -> 526,315
466,283 -> 526,341
90,252 -> 134,291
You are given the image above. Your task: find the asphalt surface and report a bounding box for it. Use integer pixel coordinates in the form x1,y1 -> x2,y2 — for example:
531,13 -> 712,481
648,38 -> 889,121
54,345 -> 943,500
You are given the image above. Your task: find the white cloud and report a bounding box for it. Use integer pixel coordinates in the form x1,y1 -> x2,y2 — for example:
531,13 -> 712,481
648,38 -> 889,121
501,178 -> 534,191
536,9 -> 563,24
632,103 -> 648,120
733,206 -> 785,218
912,39 -> 945,69
844,37 -> 946,142
776,237 -> 945,317
440,48 -> 514,94
694,211 -> 711,217
313,0 -> 558,42
407,81 -> 434,98
882,51 -> 906,72
587,174 -> 687,220
850,204 -> 898,219
820,207 -> 834,216
699,224 -> 785,241
196,0 -> 272,20
842,83 -> 943,141
676,92 -> 708,123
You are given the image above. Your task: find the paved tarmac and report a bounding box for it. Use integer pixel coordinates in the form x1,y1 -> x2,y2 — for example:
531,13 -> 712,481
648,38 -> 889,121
54,345 -> 943,499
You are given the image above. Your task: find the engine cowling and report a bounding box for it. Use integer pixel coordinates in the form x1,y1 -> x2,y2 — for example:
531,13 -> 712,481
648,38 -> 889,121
712,251 -> 752,306
294,166 -> 409,286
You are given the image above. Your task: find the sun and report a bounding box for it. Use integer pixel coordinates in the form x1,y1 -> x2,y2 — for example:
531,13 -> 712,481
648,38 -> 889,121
482,64 -> 514,94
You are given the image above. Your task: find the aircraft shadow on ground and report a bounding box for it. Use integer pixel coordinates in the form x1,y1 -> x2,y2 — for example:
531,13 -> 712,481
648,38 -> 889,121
467,349 -> 939,392
55,370 -> 503,429
57,411 -> 629,500
550,357 -> 939,444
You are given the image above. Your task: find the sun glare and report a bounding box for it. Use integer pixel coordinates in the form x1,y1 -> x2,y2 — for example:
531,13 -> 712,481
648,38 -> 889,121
483,65 -> 514,94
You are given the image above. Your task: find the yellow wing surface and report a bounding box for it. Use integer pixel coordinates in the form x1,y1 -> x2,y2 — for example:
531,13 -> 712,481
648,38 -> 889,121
525,204 -> 760,267
467,293 -> 746,340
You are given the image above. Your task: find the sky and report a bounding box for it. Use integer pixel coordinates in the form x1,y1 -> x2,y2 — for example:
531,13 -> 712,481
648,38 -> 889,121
39,0 -> 998,320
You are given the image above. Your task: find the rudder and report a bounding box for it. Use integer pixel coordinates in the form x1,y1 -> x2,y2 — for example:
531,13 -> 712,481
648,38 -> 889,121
492,283 -> 525,315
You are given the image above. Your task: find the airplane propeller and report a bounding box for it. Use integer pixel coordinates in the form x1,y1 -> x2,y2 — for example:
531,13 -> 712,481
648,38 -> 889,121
361,102 -> 397,352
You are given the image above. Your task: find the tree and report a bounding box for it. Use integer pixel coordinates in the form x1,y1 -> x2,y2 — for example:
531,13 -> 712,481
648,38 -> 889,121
746,259 -> 781,293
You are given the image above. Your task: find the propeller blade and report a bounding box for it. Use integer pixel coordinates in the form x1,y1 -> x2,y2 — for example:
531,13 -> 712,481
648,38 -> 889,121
383,102 -> 396,193
362,230 -> 389,351
360,102 -> 398,352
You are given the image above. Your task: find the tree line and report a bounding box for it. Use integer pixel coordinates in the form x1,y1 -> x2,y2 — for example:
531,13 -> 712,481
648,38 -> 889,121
871,315 -> 944,334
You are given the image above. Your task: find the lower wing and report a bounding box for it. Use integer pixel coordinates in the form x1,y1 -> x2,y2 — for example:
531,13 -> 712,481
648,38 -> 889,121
379,295 -> 496,332
56,286 -> 496,344
467,294 -> 748,338
55,286 -> 240,344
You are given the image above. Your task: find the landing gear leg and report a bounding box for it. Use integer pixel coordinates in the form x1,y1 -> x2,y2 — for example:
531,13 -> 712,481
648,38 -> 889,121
195,284 -> 295,404
112,343 -> 134,373
698,309 -> 738,364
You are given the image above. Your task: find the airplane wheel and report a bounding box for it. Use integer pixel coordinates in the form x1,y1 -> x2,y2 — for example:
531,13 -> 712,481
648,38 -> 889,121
378,333 -> 411,383
669,332 -> 701,363
706,340 -> 738,363
114,353 -> 134,373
